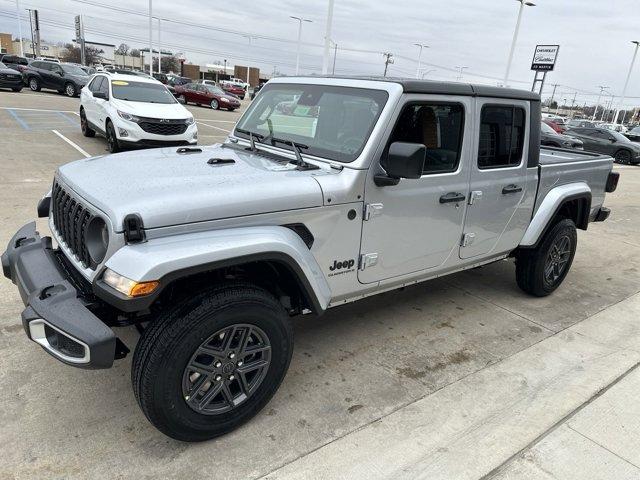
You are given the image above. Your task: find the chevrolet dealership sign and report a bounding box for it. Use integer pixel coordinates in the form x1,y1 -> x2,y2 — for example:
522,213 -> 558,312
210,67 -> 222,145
531,45 -> 560,71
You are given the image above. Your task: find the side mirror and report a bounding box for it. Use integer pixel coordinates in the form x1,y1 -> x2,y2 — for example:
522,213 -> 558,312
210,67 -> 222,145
93,91 -> 108,100
609,138 -> 616,143
55,69 -> 63,76
375,142 -> 426,186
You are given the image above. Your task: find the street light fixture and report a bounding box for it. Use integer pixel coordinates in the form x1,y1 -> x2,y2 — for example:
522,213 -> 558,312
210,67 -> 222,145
414,43 -> 429,79
455,66 -> 468,81
503,0 -> 535,88
290,16 -> 312,75
612,40 -> 640,125
419,68 -> 436,79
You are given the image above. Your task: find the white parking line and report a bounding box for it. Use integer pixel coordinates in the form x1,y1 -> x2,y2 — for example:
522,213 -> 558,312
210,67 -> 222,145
0,106 -> 77,114
51,130 -> 91,158
193,118 -> 237,124
197,121 -> 231,133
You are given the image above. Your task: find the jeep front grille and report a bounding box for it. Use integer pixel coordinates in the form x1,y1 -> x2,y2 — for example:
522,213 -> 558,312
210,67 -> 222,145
51,181 -> 93,269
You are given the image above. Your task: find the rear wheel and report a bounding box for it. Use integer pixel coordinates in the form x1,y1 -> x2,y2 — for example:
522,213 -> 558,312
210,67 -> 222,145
106,120 -> 121,153
131,283 -> 293,441
28,77 -> 40,92
80,108 -> 95,137
210,99 -> 219,110
615,149 -> 632,164
516,218 -> 577,297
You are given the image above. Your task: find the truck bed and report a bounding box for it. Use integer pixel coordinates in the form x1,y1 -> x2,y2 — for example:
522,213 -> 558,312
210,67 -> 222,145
535,147 -> 614,219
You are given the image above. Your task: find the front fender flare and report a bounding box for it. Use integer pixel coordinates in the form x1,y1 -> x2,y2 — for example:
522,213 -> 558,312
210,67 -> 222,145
94,226 -> 332,314
519,182 -> 591,247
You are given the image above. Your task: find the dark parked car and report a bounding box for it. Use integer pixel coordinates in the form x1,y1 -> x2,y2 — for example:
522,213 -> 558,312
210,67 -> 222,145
0,54 -> 30,73
22,61 -> 89,97
220,82 -> 245,99
174,82 -> 241,110
0,61 -> 23,92
566,127 -> 640,164
167,75 -> 192,87
540,121 -> 583,149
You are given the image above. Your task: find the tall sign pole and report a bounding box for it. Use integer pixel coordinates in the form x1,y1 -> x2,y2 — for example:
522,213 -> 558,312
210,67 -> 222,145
148,0 -> 153,76
32,9 -> 40,57
75,15 -> 85,65
15,0 -> 24,56
321,0 -> 335,74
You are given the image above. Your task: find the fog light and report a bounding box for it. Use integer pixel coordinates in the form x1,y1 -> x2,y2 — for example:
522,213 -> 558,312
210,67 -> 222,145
103,268 -> 159,297
193,131 -> 198,140
118,128 -> 129,137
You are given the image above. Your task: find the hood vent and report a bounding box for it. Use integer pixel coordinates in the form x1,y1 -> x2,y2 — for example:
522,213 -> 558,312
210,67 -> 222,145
207,158 -> 235,165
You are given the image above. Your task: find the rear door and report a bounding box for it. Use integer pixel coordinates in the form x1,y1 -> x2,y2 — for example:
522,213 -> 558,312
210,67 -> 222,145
37,62 -> 55,88
359,95 -> 472,284
84,76 -> 102,125
459,99 -> 530,259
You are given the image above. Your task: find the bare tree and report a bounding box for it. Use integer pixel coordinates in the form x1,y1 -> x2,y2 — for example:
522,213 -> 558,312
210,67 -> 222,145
60,44 -> 104,65
115,43 -> 130,56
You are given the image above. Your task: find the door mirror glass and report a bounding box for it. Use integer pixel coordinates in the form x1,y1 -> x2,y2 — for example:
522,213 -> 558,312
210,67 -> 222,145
384,142 -> 426,179
93,91 -> 108,100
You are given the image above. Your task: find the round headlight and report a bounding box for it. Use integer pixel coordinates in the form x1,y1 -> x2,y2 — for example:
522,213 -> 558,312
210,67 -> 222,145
86,216 -> 109,265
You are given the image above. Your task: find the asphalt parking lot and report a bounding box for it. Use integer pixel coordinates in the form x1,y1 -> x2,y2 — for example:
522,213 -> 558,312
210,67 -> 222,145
1,90 -> 640,480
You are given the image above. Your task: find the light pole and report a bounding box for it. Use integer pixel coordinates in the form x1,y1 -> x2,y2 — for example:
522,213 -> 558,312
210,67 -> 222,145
503,0 -> 535,88
329,38 -> 338,75
290,16 -> 312,75
455,66 -> 468,81
15,0 -> 24,56
157,18 -> 161,74
592,85 -> 609,121
148,0 -> 153,75
420,68 -> 436,79
613,40 -> 640,125
321,0 -> 335,74
414,43 -> 429,79
243,35 -> 255,90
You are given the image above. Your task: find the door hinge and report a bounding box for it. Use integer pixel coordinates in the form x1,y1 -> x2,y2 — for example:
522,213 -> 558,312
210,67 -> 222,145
461,233 -> 476,247
363,203 -> 383,221
359,253 -> 379,270
469,190 -> 483,205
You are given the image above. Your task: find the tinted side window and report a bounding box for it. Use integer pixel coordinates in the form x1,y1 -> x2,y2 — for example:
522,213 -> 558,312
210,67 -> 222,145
592,130 -> 612,140
98,78 -> 109,95
30,61 -> 43,70
478,105 -> 526,169
387,103 -> 465,174
88,76 -> 102,92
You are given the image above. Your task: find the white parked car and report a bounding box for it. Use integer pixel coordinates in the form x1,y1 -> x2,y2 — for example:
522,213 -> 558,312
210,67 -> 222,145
79,72 -> 197,153
223,77 -> 248,88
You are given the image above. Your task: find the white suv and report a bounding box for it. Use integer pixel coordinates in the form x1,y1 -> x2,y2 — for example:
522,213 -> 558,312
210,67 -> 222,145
80,73 -> 197,153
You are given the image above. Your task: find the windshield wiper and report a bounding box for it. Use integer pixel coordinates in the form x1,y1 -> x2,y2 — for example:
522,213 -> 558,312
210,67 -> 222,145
235,127 -> 318,170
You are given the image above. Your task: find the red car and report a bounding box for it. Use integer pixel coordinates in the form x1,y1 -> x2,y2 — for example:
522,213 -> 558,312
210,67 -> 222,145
543,118 -> 565,134
220,82 -> 246,100
174,82 -> 241,111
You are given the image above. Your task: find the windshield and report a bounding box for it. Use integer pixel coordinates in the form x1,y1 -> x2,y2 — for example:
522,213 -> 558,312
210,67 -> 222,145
610,130 -> 630,143
541,122 -> 556,134
235,83 -> 388,163
204,84 -> 225,95
61,65 -> 88,76
111,80 -> 176,104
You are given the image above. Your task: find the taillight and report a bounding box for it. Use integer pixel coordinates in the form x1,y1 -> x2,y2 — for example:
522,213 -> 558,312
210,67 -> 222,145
606,171 -> 620,193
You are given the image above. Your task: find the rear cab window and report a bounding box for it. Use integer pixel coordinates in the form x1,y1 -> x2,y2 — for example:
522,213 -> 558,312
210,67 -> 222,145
478,105 -> 526,169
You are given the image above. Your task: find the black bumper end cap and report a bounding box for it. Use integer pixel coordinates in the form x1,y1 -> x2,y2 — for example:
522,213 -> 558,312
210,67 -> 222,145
37,196 -> 51,218
594,207 -> 611,222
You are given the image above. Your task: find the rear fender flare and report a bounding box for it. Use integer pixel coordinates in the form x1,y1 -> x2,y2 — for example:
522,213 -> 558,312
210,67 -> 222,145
519,182 -> 591,247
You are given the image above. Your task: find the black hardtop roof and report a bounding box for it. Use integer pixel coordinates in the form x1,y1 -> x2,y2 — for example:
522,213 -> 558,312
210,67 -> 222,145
302,76 -> 540,102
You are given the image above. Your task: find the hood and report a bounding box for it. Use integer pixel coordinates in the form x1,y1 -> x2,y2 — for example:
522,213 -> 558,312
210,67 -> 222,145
111,99 -> 191,119
0,66 -> 20,75
57,144 -> 328,231
69,74 -> 89,84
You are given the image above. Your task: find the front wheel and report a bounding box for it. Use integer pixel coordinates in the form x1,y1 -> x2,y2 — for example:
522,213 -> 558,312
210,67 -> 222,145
64,83 -> 77,97
210,99 -> 219,110
516,218 -> 577,297
131,283 -> 293,441
28,77 -> 40,92
106,120 -> 121,153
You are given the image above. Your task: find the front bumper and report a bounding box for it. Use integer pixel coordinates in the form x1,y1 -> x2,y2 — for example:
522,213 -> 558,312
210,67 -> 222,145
2,222 -> 117,369
0,77 -> 23,88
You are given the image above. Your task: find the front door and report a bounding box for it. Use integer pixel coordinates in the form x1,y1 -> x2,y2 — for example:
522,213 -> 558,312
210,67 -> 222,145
459,100 -> 530,259
359,95 -> 473,284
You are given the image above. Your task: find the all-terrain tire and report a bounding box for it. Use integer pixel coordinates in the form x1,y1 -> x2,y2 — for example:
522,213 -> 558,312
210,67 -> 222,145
131,282 -> 293,442
515,218 -> 577,297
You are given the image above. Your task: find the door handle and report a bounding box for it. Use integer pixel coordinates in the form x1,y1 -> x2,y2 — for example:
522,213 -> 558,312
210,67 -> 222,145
502,184 -> 523,194
439,192 -> 466,204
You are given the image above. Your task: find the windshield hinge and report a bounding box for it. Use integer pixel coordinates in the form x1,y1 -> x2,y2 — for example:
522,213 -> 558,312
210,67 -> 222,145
363,203 -> 383,221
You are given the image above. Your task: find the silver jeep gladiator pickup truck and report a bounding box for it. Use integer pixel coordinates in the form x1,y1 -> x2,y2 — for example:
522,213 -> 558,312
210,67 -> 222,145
2,77 -> 619,441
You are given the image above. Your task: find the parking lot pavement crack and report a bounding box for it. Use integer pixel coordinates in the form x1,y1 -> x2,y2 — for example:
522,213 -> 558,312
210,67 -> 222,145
565,424 -> 640,471
480,360 -> 640,480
